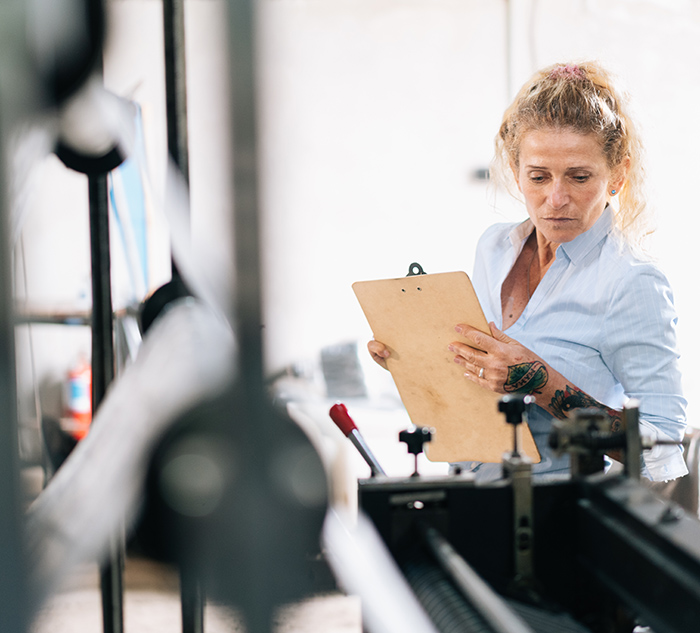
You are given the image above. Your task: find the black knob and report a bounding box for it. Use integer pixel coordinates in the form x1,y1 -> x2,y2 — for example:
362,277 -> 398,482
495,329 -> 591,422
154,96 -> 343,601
498,394 -> 535,426
399,426 -> 433,456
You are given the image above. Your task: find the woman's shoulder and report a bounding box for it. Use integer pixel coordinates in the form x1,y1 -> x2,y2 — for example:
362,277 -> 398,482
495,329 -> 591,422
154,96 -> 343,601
602,234 -> 668,274
600,236 -> 674,297
478,220 -> 526,248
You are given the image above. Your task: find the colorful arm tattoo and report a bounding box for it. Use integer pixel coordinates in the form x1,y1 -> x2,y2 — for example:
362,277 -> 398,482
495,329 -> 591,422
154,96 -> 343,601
550,385 -> 622,431
503,361 -> 549,394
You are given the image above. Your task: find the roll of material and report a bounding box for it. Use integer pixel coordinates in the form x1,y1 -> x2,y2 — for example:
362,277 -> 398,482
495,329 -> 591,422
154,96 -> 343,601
25,299 -> 235,607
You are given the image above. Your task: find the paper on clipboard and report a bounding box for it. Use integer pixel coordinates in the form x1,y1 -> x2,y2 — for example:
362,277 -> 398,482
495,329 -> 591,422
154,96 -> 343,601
353,269 -> 540,464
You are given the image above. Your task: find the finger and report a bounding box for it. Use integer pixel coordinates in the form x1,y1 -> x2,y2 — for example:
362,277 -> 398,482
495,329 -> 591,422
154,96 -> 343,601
368,339 -> 389,356
489,321 -> 514,343
454,324 -> 497,353
448,342 -> 484,367
463,366 -> 488,388
367,340 -> 389,368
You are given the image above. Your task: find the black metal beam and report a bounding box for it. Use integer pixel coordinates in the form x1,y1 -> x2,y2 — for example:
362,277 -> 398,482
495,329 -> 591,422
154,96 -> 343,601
88,171 -> 124,633
0,99 -> 30,633
577,478 -> 700,633
164,0 -> 190,184
162,2 -> 203,631
229,0 -> 264,393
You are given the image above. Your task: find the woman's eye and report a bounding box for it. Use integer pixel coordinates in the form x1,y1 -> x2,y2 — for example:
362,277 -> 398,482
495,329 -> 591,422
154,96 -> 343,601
572,175 -> 590,183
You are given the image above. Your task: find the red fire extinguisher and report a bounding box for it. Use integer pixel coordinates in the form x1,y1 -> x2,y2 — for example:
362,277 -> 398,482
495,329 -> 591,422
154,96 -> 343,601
65,357 -> 92,441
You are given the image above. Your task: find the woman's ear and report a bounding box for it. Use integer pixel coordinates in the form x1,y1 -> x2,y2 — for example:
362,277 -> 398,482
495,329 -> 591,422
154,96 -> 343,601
610,156 -> 630,195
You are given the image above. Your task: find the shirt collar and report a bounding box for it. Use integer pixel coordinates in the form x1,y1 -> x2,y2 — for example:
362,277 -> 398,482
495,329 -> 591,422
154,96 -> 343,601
508,205 -> 614,265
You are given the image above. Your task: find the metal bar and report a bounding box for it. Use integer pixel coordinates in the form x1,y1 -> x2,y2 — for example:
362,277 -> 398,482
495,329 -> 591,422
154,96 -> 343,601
421,525 -> 535,633
229,0 -> 264,393
224,3 -> 282,632
100,531 -> 125,633
163,0 -> 189,290
180,568 -> 204,633
163,0 -> 190,184
0,47 -> 30,633
508,456 -> 534,585
88,171 -> 124,633
162,2 -> 205,630
14,311 -> 91,326
348,429 -> 387,477
578,479 -> 700,633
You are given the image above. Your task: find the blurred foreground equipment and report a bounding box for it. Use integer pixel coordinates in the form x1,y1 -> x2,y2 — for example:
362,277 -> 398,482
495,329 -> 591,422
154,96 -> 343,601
25,300 -> 236,608
331,398 -> 700,633
0,1 -> 108,631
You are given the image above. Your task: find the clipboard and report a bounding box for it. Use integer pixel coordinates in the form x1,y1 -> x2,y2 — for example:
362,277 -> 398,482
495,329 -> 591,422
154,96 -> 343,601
353,266 -> 540,464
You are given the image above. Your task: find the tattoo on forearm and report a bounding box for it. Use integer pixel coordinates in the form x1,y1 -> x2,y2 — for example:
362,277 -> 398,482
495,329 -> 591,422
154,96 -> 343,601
550,385 -> 622,431
550,385 -> 597,417
504,361 -> 548,394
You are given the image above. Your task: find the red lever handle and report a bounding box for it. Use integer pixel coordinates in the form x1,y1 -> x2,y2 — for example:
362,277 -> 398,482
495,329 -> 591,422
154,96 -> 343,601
329,403 -> 357,436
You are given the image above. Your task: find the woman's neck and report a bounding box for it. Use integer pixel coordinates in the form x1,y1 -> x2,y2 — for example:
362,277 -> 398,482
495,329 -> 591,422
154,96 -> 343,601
533,231 -> 558,269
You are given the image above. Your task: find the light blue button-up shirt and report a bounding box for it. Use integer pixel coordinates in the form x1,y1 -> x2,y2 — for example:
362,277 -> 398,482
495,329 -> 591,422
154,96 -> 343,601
471,206 -> 687,481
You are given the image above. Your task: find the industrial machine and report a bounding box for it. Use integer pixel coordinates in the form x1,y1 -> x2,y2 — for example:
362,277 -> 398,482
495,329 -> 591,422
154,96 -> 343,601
330,398 -> 700,633
6,3 -> 700,633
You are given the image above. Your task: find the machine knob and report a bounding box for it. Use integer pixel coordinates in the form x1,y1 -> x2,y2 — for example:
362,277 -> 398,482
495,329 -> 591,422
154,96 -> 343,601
498,394 -> 535,427
399,426 -> 433,455
399,426 -> 433,476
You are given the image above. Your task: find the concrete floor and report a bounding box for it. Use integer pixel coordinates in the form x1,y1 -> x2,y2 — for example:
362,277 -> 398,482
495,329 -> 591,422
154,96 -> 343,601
29,557 -> 362,633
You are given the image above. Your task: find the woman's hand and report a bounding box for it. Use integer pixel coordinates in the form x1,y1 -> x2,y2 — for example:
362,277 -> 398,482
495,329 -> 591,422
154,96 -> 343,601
449,322 -> 550,395
368,339 -> 390,369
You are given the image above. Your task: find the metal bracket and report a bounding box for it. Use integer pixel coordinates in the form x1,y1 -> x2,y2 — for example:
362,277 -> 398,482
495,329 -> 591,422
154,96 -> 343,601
406,262 -> 426,276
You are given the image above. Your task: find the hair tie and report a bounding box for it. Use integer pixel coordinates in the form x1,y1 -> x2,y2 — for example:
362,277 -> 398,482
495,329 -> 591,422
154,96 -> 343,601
549,64 -> 586,81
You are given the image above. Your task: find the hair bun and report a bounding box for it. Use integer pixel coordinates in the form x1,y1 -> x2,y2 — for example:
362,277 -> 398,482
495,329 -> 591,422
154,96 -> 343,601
548,64 -> 586,81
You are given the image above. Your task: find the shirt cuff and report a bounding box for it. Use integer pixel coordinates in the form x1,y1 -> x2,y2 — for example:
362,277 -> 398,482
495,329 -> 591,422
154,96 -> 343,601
639,419 -> 689,482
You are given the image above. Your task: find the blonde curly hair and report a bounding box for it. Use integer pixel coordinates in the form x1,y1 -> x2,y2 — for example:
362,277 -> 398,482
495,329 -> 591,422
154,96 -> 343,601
493,61 -> 650,249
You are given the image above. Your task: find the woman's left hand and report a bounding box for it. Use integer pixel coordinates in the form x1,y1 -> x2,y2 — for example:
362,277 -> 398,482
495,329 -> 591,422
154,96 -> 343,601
449,322 -> 550,395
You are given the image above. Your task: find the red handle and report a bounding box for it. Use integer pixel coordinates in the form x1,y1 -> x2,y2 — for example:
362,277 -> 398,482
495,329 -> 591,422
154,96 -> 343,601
329,403 -> 357,436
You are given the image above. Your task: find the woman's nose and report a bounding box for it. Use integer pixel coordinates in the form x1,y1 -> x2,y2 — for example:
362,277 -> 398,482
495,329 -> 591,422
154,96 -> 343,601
547,179 -> 569,209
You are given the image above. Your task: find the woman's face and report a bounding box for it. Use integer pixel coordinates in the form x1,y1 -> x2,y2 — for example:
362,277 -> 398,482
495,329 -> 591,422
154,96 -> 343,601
514,128 -> 617,244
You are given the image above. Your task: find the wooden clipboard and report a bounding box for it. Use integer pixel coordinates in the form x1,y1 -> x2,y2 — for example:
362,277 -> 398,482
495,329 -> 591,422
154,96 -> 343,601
353,268 -> 540,463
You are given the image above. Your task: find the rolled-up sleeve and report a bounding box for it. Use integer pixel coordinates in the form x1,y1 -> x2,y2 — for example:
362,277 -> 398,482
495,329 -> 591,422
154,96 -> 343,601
601,263 -> 687,481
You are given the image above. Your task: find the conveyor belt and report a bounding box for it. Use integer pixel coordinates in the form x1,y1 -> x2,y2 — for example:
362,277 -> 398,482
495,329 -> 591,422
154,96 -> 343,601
403,556 -> 494,633
507,599 -> 594,633
403,554 -> 594,633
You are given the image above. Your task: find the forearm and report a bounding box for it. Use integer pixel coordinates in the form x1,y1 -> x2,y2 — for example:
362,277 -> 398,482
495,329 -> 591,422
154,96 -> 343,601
506,359 -> 624,461
507,360 -> 622,429
452,322 -> 624,449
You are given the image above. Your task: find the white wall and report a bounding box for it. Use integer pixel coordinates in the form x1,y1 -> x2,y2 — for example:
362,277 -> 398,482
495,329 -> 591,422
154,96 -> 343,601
497,0 -> 700,423
257,0 -> 700,424
259,0 -> 513,372
14,0 -> 700,437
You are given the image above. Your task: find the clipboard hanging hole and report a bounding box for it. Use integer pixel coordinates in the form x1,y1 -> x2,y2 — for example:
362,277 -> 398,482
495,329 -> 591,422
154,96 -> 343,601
417,287 -> 422,291
407,262 -> 426,276
401,288 -> 406,293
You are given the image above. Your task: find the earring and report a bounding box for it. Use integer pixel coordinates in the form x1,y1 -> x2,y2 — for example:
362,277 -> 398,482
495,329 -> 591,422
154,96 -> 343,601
611,189 -> 617,195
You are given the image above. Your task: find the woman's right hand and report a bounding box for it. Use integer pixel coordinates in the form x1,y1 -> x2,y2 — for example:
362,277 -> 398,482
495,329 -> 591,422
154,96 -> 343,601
368,340 -> 390,369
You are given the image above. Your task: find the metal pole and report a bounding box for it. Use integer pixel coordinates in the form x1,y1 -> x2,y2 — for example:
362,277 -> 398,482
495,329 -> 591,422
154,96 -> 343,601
163,2 -> 203,631
227,3 -> 274,631
89,172 -> 124,633
181,569 -> 204,633
0,94 -> 30,633
164,0 -> 190,184
0,4 -> 34,629
229,0 -> 264,391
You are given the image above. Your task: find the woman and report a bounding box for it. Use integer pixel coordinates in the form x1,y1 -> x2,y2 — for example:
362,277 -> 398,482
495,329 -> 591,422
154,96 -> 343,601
369,62 -> 687,481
